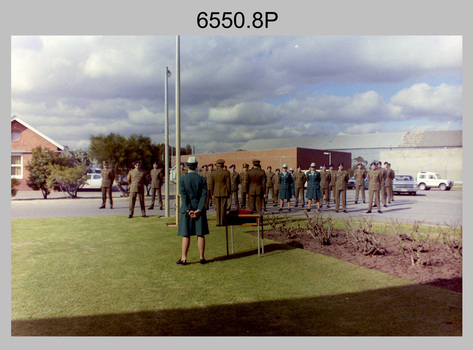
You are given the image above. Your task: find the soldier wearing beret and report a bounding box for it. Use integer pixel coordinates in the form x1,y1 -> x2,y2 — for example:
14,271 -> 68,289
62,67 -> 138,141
377,161 -> 388,207
319,164 -> 331,208
127,161 -> 147,218
384,162 -> 395,204
205,163 -> 214,208
334,162 -> 349,213
272,168 -> 281,205
279,164 -> 293,211
209,159 -> 231,226
328,164 -> 337,206
354,162 -> 367,204
246,159 -> 266,212
99,161 -> 115,209
229,164 -> 240,210
148,162 -> 164,210
293,165 -> 307,207
240,163 -> 250,209
366,162 -> 383,214
265,166 -> 275,210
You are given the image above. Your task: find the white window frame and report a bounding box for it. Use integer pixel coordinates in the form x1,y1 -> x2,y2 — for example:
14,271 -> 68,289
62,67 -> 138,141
11,154 -> 23,179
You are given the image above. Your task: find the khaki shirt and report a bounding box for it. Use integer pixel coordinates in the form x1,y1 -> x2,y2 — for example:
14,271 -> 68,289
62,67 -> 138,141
320,170 -> 331,189
293,172 -> 307,188
210,168 -> 231,197
240,170 -> 249,193
150,168 -> 164,188
230,171 -> 240,191
367,169 -> 382,190
354,168 -> 367,185
266,171 -> 275,187
247,168 -> 266,196
127,168 -> 146,193
329,170 -> 337,186
385,168 -> 395,186
335,170 -> 349,190
101,168 -> 115,188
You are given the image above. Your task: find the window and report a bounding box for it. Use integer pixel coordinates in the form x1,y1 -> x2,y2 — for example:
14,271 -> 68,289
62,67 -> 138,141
11,155 -> 22,179
11,131 -> 20,141
429,175 -> 435,179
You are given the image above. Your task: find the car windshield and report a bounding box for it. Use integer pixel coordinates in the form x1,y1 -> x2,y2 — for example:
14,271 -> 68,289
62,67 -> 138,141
395,175 -> 413,181
436,174 -> 441,178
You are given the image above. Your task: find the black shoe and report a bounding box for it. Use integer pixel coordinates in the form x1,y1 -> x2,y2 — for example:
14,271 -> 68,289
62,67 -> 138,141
142,215 -> 148,218
378,210 -> 383,214
384,205 -> 388,208
176,259 -> 187,265
335,210 -> 339,213
326,205 -> 330,208
366,210 -> 372,213
110,206 -> 113,209
160,207 -> 163,210
279,208 -> 283,211
295,204 -> 298,207
288,208 -> 291,212
354,201 -> 358,204
307,208 -> 311,212
200,259 -> 208,265
148,206 -> 154,210
129,215 -> 133,218
363,201 -> 366,204
343,210 -> 347,213
99,206 -> 105,209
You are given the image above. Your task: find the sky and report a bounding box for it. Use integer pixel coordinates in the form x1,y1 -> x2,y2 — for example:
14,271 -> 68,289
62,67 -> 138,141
11,35 -> 462,154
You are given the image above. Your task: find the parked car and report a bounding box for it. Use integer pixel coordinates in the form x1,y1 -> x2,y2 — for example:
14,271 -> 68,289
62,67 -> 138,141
393,174 -> 418,195
82,173 -> 103,190
416,172 -> 453,191
347,177 -> 368,189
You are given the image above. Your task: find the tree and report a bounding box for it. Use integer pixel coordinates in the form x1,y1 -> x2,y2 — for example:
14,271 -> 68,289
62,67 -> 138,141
63,146 -> 92,169
11,179 -> 19,197
26,147 -> 69,199
46,164 -> 88,198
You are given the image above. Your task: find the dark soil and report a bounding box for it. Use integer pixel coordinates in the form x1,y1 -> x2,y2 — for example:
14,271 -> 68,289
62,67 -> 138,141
254,228 -> 462,293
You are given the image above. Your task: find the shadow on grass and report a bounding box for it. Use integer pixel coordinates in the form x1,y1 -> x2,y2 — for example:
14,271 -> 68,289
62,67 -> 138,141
11,283 -> 461,336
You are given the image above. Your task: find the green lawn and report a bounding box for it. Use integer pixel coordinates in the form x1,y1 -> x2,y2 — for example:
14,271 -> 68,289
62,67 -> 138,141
11,215 -> 462,336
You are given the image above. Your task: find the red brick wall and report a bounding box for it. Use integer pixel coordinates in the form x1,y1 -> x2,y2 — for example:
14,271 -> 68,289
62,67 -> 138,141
175,147 -> 351,173
11,120 -> 62,191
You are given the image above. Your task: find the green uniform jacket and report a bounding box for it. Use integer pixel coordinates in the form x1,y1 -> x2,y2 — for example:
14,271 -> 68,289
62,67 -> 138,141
385,168 -> 395,186
354,168 -> 367,185
279,172 -> 293,199
101,168 -> 115,188
306,170 -> 321,199
266,171 -> 274,188
240,170 -> 249,193
127,169 -> 146,193
178,171 -> 209,237
367,169 -> 382,190
329,170 -> 337,187
150,168 -> 164,188
247,168 -> 266,196
230,171 -> 240,191
293,172 -> 307,188
335,170 -> 349,190
210,168 -> 231,197
272,173 -> 280,190
320,170 -> 331,189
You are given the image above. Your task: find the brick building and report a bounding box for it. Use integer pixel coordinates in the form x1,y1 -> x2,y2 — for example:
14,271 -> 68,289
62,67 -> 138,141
11,117 -> 64,191
177,147 -> 351,173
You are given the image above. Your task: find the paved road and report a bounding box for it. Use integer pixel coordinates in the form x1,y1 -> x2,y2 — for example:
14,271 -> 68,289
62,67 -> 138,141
11,186 -> 462,226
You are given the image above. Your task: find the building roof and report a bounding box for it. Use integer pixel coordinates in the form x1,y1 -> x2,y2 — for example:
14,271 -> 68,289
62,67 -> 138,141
11,116 -> 64,150
240,130 -> 462,151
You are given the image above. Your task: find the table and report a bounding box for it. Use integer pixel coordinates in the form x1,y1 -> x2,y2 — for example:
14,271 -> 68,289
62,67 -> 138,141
224,210 -> 264,258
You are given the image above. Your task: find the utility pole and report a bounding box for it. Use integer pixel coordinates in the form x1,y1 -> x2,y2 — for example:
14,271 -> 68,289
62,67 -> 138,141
175,35 -> 181,225
164,67 -> 171,217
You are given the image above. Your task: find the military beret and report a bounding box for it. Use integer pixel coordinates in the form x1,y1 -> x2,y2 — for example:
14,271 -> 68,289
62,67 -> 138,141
321,164 -> 327,167
252,159 -> 261,164
242,163 -> 249,167
329,164 -> 334,167
384,161 -> 389,165
229,164 -> 235,168
338,162 -> 344,166
357,162 -> 363,166
216,159 -> 225,165
275,168 -> 280,172
133,161 -> 140,166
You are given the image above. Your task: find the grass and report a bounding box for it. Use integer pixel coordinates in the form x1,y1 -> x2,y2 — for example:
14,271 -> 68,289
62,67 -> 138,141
11,215 -> 462,336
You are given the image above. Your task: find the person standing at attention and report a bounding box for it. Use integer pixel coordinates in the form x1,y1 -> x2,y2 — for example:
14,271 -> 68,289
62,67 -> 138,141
306,163 -> 321,212
209,159 -> 231,226
319,164 -> 331,209
279,164 -> 293,211
177,156 -> 209,265
148,162 -> 164,210
334,162 -> 349,213
127,161 -> 147,218
99,161 -> 115,209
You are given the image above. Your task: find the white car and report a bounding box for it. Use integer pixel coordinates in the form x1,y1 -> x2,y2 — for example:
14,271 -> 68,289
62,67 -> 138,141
416,172 -> 453,191
393,175 -> 418,195
82,173 -> 103,190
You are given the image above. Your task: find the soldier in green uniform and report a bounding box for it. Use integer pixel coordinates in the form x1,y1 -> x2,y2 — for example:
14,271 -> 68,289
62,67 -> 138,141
272,168 -> 280,205
334,162 -> 349,213
148,162 -> 164,210
127,161 -> 147,218
200,164 -> 208,178
205,163 -> 214,208
319,164 -> 331,208
279,164 -> 293,211
265,166 -> 275,210
176,156 -> 209,265
384,162 -> 395,204
289,168 -> 295,198
366,162 -> 383,214
180,162 -> 188,177
329,164 -> 337,206
377,161 -> 387,207
247,159 -> 267,212
229,164 -> 240,210
240,163 -> 249,209
99,161 -> 115,209
293,165 -> 307,207
354,162 -> 367,204
209,159 -> 230,226
306,163 -> 321,212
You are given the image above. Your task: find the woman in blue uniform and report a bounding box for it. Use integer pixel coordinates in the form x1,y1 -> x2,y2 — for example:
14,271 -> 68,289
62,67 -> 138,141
306,162 -> 322,212
279,164 -> 293,211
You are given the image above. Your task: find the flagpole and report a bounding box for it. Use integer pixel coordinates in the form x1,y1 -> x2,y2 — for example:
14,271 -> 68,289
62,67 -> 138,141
175,35 -> 181,225
164,67 -> 170,217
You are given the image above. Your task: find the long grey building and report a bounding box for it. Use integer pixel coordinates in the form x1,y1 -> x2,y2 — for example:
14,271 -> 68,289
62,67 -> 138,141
240,130 -> 462,183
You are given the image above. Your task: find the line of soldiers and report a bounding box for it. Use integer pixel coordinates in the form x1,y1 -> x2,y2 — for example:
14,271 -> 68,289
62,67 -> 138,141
99,160 -> 165,218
